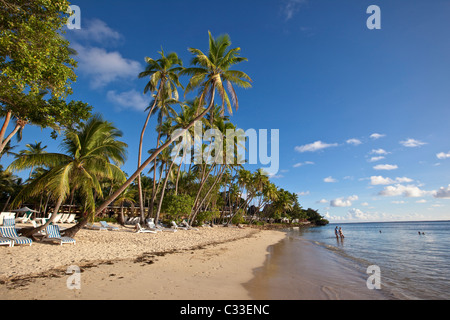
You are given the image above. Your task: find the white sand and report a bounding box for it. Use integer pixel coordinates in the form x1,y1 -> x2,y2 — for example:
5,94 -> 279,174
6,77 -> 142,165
0,224 -> 286,300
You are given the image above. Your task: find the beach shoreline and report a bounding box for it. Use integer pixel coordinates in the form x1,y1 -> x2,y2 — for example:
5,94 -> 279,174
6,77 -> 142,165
0,224 -> 286,300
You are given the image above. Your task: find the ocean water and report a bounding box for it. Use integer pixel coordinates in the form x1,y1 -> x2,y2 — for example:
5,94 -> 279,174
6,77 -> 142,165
297,221 -> 450,300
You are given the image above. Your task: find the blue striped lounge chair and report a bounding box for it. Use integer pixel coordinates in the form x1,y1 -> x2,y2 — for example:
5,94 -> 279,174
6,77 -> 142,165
99,221 -> 119,231
0,237 -> 13,247
0,226 -> 32,246
43,225 -> 76,245
3,217 -> 15,227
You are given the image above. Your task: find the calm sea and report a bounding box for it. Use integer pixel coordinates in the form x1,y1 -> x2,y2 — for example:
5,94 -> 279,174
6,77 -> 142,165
297,220 -> 450,300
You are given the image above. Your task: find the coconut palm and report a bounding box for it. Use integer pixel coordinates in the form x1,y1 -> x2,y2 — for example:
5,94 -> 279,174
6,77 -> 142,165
94,32 -> 251,218
7,114 -> 127,237
16,141 -> 47,178
136,49 -> 183,223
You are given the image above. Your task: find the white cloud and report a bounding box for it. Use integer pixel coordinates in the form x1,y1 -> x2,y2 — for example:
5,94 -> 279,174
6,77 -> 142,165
371,149 -> 389,155
73,44 -> 142,88
297,191 -> 310,196
370,176 -> 413,185
71,19 -> 123,45
400,138 -> 427,148
370,133 -> 386,140
293,161 -> 314,168
295,141 -> 338,153
324,176 -> 338,183
369,156 -> 385,162
437,152 -> 450,160
434,185 -> 450,199
346,138 -> 362,146
373,164 -> 398,171
317,199 -> 328,204
330,195 -> 358,207
107,89 -> 150,112
379,184 -> 430,198
416,199 -> 427,203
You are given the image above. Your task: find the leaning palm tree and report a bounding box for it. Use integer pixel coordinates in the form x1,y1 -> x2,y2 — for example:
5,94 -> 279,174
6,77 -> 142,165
7,115 -> 127,238
136,49 -> 183,223
93,31 -> 251,218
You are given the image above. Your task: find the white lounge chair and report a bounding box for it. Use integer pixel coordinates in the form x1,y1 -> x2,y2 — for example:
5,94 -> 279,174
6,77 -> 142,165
99,221 -> 119,231
136,223 -> 157,234
181,220 -> 199,231
43,225 -> 76,245
15,212 -> 33,224
65,214 -> 76,224
59,214 -> 69,223
0,226 -> 32,246
171,221 -> 189,230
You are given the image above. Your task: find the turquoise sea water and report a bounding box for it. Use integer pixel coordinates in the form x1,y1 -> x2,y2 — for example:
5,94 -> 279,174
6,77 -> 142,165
297,220 -> 450,300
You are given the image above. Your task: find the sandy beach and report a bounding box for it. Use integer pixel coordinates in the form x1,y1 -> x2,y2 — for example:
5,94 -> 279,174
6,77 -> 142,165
0,224 -> 286,300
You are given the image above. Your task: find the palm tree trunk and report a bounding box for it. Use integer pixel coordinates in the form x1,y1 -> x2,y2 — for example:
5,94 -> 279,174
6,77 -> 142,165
0,124 -> 21,155
0,110 -> 12,151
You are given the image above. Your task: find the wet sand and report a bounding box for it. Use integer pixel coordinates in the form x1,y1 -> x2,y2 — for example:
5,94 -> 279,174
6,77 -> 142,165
244,233 -> 388,300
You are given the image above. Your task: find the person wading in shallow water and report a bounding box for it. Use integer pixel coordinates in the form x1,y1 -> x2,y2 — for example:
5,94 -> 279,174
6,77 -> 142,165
339,227 -> 345,239
335,226 -> 339,238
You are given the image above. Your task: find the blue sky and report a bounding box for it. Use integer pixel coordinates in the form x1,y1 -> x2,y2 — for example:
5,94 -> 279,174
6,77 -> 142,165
3,0 -> 450,222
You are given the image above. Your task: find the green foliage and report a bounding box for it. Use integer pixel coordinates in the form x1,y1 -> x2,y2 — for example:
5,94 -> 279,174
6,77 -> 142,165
195,209 -> 220,226
161,194 -> 194,221
0,0 -> 76,98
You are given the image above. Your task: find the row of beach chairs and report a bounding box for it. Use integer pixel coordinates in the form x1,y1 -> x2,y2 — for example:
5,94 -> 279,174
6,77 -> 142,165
0,224 -> 76,247
0,212 -> 77,227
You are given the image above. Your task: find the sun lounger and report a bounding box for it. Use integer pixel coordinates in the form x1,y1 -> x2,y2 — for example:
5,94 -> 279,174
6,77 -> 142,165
0,226 -> 32,246
0,237 -> 13,247
85,223 -> 107,231
65,214 -> 76,224
43,225 -> 76,245
15,212 -> 33,224
136,223 -> 157,234
2,217 -> 15,227
181,220 -> 199,231
172,221 -> 194,230
58,214 -> 69,223
99,221 -> 119,231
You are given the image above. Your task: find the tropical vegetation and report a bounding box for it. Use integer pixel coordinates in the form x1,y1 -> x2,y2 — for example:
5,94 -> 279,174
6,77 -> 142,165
0,1 -> 328,240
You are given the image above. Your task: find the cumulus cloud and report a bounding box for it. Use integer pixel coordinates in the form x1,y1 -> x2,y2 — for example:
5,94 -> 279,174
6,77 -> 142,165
330,195 -> 358,207
373,164 -> 398,171
434,185 -> 450,199
297,191 -> 310,196
378,184 -> 430,198
107,89 -> 150,112
369,156 -> 385,162
324,176 -> 338,183
293,161 -> 314,168
400,138 -> 427,148
370,176 -> 413,185
295,141 -> 338,153
437,152 -> 450,160
70,19 -> 123,45
370,133 -> 386,140
73,44 -> 142,89
346,138 -> 362,146
371,149 -> 389,155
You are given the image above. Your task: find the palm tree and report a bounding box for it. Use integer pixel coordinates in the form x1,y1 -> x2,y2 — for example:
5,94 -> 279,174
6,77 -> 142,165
93,32 -> 251,218
7,115 -> 127,238
16,141 -> 47,178
137,49 -> 183,223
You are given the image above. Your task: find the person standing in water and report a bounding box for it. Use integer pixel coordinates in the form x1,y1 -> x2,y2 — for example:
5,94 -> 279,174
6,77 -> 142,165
335,226 -> 339,238
339,227 -> 345,239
